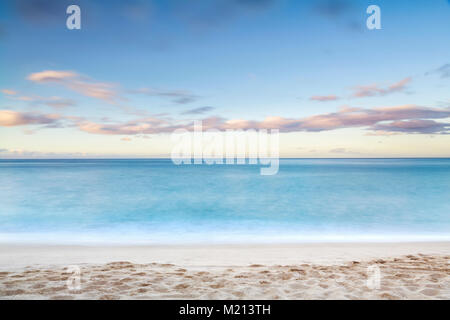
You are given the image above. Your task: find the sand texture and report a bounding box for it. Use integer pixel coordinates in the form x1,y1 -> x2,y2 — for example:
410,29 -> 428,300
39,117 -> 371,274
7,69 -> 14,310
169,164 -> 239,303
1,253 -> 449,300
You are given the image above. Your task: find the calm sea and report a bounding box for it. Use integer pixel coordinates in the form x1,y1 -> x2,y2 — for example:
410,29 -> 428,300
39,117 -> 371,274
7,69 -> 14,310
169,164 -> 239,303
0,159 -> 449,244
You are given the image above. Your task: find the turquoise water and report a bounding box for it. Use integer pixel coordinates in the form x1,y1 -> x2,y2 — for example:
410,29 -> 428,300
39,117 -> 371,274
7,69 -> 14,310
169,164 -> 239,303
0,159 -> 449,244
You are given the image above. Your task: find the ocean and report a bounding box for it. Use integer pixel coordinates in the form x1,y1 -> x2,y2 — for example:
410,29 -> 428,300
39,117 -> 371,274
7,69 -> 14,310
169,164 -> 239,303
0,158 -> 449,244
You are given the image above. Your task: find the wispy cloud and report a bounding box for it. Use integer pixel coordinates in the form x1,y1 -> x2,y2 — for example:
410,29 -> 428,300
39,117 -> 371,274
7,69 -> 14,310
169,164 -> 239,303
352,77 -> 412,98
130,87 -> 199,104
1,89 -> 17,95
27,70 -> 76,82
27,70 -> 120,102
181,106 -> 214,115
310,77 -> 412,101
426,64 -> 450,79
75,117 -> 181,135
2,88 -> 76,108
0,110 -> 61,127
36,97 -> 76,108
310,95 -> 339,102
371,120 -> 449,134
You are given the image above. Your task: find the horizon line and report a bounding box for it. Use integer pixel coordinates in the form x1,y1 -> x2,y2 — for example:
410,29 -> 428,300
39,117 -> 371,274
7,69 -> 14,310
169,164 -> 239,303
1,157 -> 450,160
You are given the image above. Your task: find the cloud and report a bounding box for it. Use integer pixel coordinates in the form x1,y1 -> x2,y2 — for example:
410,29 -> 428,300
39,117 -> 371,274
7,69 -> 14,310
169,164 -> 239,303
211,105 -> 450,135
181,106 -> 214,115
75,117 -> 179,135
74,115 -> 230,136
28,98 -> 73,108
27,70 -> 76,82
0,110 -> 61,127
130,87 -> 199,104
310,95 -> 339,102
37,97 -> 76,108
371,120 -> 450,134
75,105 -> 450,136
67,81 -> 118,102
352,78 -> 412,98
276,105 -> 450,133
436,64 -> 450,78
27,70 -> 119,102
2,105 -> 449,136
426,64 -> 450,79
2,89 -> 76,108
1,89 -> 17,95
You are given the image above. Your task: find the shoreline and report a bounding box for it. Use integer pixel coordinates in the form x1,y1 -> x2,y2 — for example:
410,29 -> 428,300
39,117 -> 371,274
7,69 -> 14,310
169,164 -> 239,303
1,241 -> 449,269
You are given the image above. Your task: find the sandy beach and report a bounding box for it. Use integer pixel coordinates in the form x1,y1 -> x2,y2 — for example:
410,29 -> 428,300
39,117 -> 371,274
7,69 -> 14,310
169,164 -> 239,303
0,242 -> 449,299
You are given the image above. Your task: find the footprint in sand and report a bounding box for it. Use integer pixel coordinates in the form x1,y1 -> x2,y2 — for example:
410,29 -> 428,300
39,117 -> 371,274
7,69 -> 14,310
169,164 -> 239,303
210,282 -> 225,289
174,283 -> 190,290
420,288 -> 439,296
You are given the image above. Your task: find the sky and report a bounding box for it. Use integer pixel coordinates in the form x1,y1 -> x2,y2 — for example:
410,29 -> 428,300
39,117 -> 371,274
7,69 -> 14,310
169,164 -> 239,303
0,0 -> 449,158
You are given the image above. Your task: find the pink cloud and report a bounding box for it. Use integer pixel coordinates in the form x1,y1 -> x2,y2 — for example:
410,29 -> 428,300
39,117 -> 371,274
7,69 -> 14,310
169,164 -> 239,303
2,89 -> 76,108
76,117 -> 179,135
27,70 -> 119,102
27,70 -> 77,82
352,77 -> 412,98
371,119 -> 449,134
73,105 -> 450,135
310,94 -> 339,101
0,110 -> 60,127
1,89 -> 18,95
288,105 -> 450,132
1,105 -> 449,135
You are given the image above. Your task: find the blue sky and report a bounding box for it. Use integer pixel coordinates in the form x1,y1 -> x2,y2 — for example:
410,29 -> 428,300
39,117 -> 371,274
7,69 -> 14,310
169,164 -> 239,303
0,0 -> 449,157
